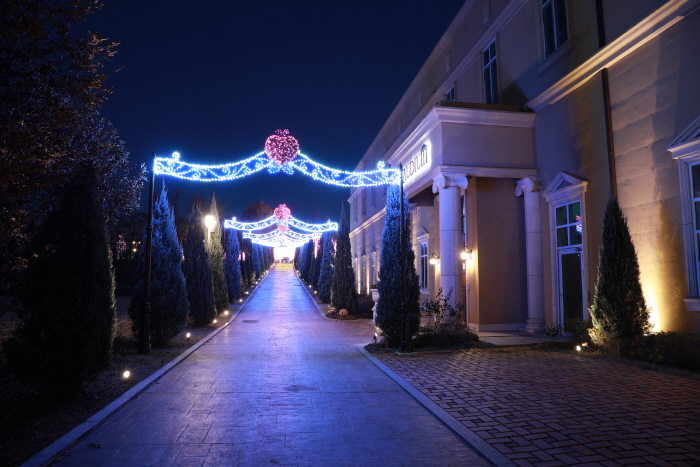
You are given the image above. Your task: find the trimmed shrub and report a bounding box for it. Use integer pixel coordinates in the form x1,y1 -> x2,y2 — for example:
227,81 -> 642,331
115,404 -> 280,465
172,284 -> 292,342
317,232 -> 335,303
209,195 -> 229,313
224,228 -> 242,300
331,205 -> 357,313
589,198 -> 651,354
634,332 -> 700,371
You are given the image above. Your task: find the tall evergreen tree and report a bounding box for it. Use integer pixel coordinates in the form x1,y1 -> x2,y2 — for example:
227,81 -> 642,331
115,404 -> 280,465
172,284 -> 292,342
182,203 -> 216,326
331,205 -> 357,313
242,238 -> 252,288
376,184 -> 421,346
589,197 -> 651,354
6,165 -> 116,395
318,232 -> 335,303
129,185 -> 189,345
312,237 -> 323,289
303,239 -> 314,283
224,228 -> 242,300
209,195 -> 229,313
252,242 -> 261,279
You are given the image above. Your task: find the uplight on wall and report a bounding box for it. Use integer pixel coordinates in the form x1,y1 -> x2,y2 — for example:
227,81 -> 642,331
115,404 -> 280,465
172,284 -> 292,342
429,253 -> 440,266
460,248 -> 473,261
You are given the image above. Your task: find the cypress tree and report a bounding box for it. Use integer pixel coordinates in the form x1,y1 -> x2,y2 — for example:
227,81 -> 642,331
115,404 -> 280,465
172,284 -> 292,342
129,185 -> 189,345
209,195 -> 229,313
6,165 -> 116,395
376,184 -> 421,346
318,232 -> 335,303
182,203 -> 216,326
303,239 -> 314,282
331,205 -> 357,313
242,238 -> 252,288
224,228 -> 242,300
252,242 -> 261,279
589,197 -> 651,354
312,237 -> 323,289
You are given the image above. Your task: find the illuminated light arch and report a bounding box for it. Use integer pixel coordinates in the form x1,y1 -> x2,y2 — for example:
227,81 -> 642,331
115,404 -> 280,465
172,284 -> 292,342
242,230 -> 320,248
224,204 -> 338,233
154,129 -> 400,187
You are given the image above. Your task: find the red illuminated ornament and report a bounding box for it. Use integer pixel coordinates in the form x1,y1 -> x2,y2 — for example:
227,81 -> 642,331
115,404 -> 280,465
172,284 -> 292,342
274,203 -> 291,222
265,129 -> 299,165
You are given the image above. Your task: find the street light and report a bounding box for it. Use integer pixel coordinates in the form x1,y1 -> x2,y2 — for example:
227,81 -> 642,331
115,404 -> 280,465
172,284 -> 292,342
205,214 -> 216,247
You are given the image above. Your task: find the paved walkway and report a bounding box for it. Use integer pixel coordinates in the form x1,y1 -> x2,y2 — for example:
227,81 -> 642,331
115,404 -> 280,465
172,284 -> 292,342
53,265 -> 490,467
372,347 -> 700,466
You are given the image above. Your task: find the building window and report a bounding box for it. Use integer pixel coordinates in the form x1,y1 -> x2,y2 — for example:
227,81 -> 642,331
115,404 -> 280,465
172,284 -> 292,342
542,0 -> 568,58
555,201 -> 582,248
360,254 -> 366,294
370,251 -> 376,287
420,242 -> 428,290
482,39 -> 498,104
353,195 -> 358,222
690,163 -> 700,291
445,86 -> 455,102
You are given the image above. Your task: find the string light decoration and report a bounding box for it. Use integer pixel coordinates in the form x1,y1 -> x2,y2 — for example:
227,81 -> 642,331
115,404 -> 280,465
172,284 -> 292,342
153,130 -> 400,187
224,204 -> 338,233
274,204 -> 291,222
265,129 -> 299,166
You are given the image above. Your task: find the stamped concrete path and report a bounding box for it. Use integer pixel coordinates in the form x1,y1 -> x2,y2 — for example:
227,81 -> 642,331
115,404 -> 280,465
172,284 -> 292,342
52,264 -> 490,467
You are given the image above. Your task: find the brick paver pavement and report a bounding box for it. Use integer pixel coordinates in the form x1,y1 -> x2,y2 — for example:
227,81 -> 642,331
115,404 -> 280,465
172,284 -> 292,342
372,347 -> 700,467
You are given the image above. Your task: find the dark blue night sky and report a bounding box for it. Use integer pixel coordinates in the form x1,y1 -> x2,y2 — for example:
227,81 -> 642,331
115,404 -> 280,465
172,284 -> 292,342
86,0 -> 465,222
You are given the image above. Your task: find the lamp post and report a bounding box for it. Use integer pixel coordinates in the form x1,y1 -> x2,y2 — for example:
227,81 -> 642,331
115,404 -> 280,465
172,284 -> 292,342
139,153 -> 156,354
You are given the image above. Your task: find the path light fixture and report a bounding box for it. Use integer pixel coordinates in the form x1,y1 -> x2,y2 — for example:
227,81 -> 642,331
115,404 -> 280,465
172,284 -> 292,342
186,332 -> 191,340
122,370 -> 131,380
429,253 -> 440,266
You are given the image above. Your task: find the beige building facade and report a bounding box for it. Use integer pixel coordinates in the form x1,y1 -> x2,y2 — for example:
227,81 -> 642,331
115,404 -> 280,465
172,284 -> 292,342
349,0 -> 700,333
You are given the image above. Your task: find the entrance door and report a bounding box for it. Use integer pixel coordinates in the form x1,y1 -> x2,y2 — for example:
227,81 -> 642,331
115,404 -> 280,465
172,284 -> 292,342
558,248 -> 583,332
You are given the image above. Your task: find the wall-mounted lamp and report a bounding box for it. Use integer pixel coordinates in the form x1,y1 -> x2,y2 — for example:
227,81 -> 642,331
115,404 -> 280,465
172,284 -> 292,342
460,247 -> 473,261
429,253 -> 440,266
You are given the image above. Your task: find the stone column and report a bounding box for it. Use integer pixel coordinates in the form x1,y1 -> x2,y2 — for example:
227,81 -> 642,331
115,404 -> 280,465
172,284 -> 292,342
432,174 -> 468,306
515,177 -> 545,333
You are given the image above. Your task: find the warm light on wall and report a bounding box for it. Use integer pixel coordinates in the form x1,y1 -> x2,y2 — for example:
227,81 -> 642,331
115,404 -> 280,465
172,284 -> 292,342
429,253 -> 440,266
460,248 -> 472,261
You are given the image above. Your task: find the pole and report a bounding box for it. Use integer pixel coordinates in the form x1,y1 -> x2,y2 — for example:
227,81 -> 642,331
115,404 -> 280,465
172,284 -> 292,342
399,164 -> 410,352
139,153 -> 156,354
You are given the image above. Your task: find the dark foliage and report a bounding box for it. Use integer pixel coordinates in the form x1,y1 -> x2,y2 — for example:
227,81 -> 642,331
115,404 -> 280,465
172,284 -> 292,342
252,243 -> 261,280
634,332 -> 700,371
376,184 -> 420,345
356,294 -> 375,319
414,288 -> 476,348
182,204 -> 216,326
317,232 -> 335,303
331,205 -> 357,313
312,238 -> 322,289
5,165 -> 116,395
224,228 -> 242,300
128,186 -> 189,345
209,195 -> 229,313
0,0 -> 146,283
241,200 -> 273,222
589,198 -> 650,354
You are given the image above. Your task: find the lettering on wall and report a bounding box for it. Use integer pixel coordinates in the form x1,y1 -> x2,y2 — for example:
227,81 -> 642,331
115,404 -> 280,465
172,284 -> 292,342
402,144 -> 430,183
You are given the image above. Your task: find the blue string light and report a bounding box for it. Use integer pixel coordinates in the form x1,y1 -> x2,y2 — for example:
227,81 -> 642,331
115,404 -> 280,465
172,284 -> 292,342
154,151 -> 399,187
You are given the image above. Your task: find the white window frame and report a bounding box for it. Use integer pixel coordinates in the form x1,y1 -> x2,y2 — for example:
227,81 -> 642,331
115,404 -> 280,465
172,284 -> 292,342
445,86 -> 455,102
668,114 -> 700,312
541,0 -> 569,58
417,227 -> 430,291
543,173 -> 589,327
482,39 -> 498,104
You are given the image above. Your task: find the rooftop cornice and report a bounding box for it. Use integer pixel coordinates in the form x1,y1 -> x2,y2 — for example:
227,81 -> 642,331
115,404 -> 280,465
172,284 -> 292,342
528,0 -> 700,112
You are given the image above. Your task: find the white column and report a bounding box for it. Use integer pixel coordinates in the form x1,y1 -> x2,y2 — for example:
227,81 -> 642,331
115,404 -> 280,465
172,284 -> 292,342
432,174 -> 468,307
516,177 -> 545,333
